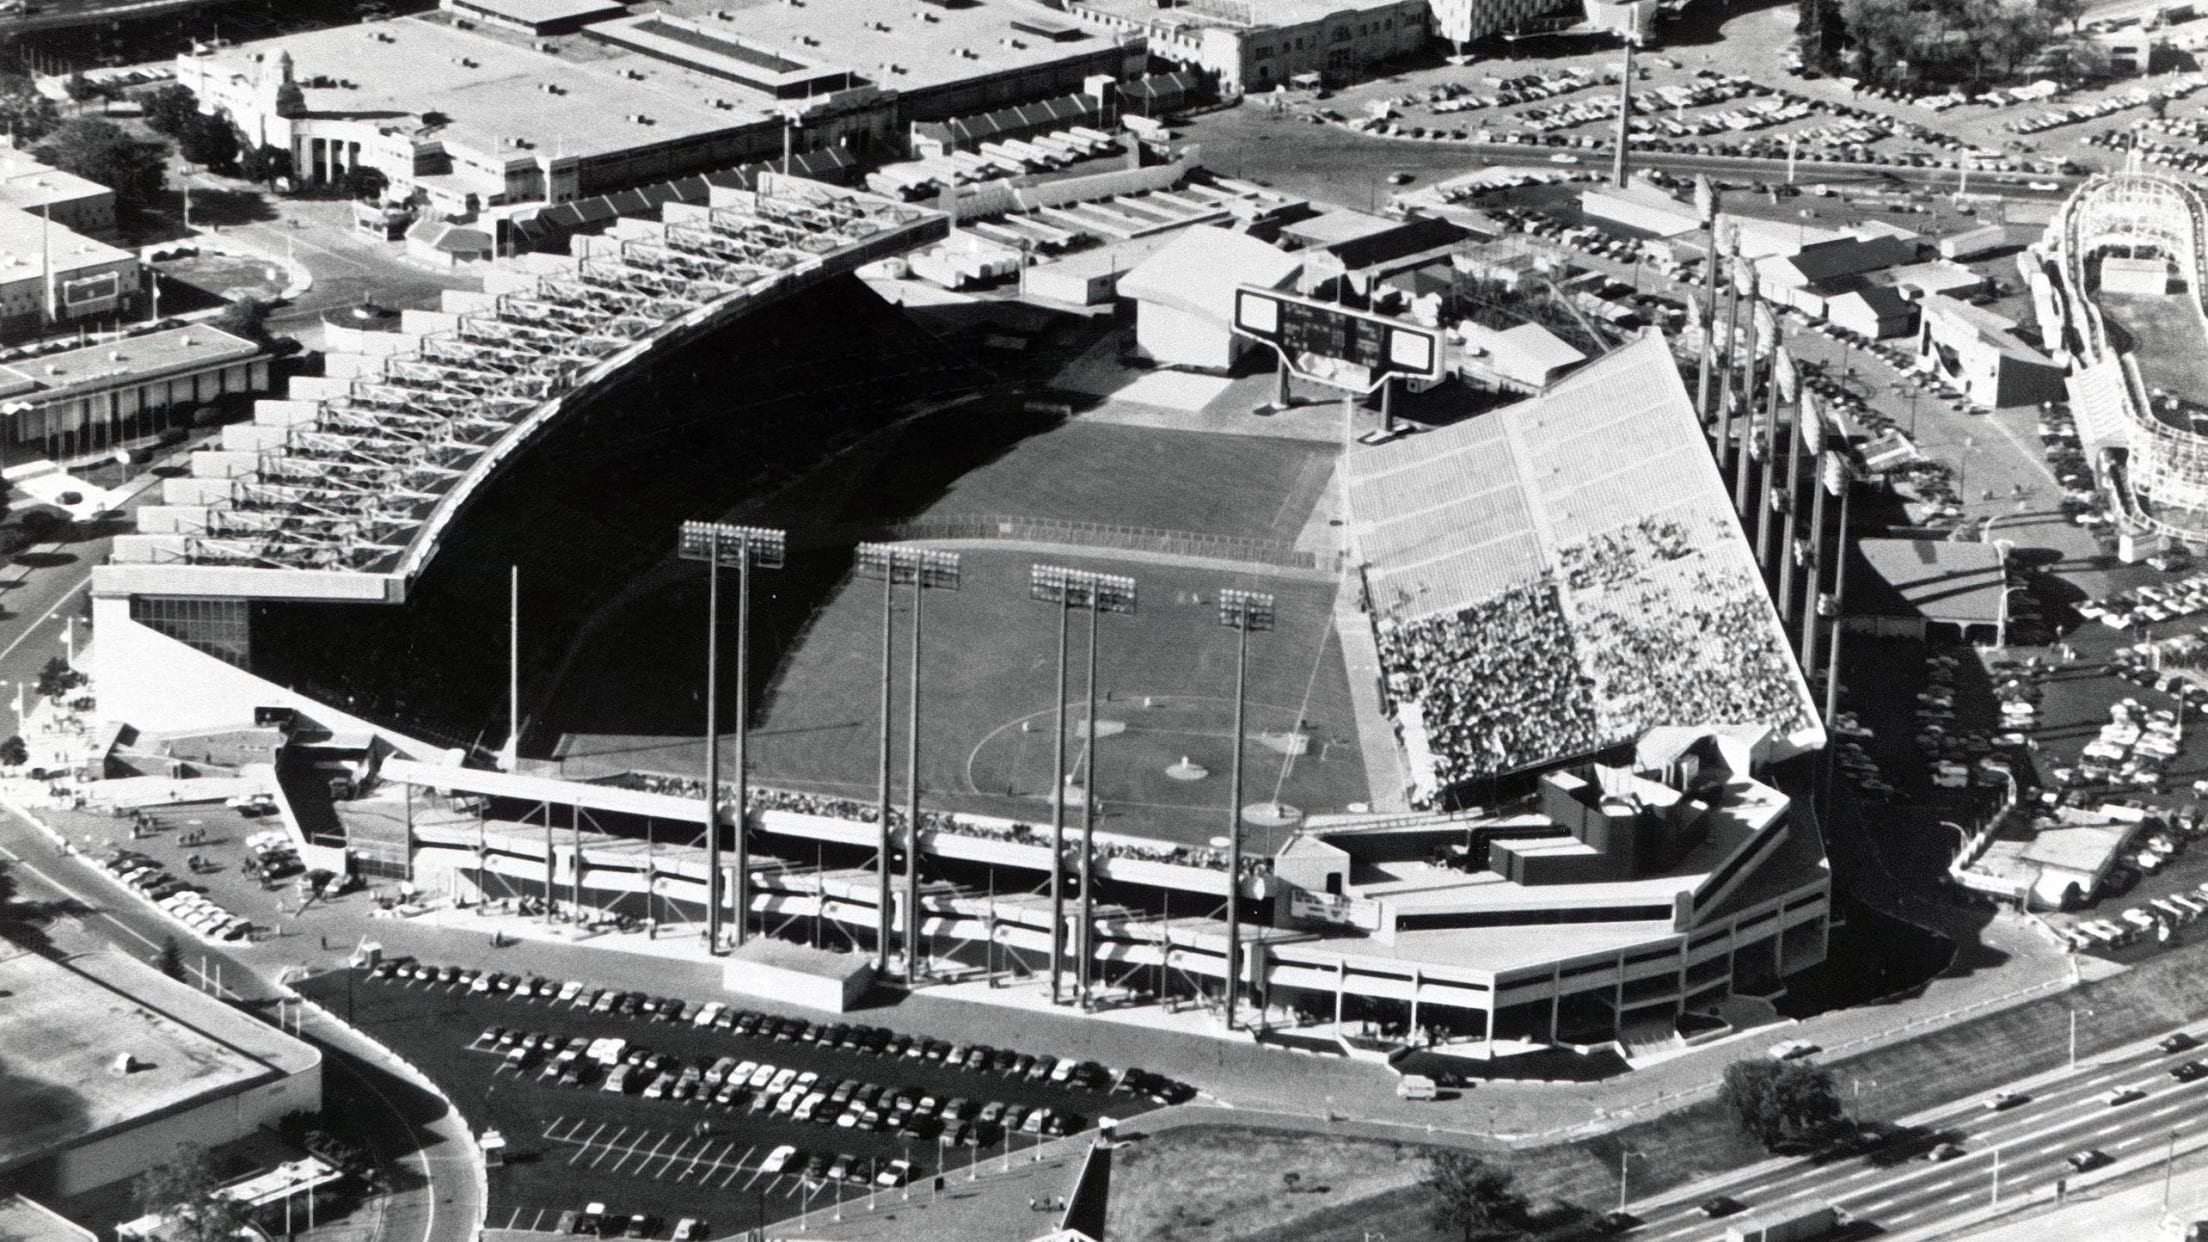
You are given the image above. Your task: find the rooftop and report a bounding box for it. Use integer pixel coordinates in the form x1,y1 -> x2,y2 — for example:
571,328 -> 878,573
0,947 -> 319,1181
453,0 -> 628,23
1068,0 -> 1413,30
1852,537 -> 2009,627
0,1194 -> 94,1242
645,0 -> 1123,95
0,327 -> 258,403
1118,224 -> 1301,322
189,18 -> 754,164
0,207 -> 131,280
0,153 -> 109,212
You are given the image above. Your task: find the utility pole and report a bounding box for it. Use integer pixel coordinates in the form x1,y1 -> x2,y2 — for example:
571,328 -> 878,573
1610,36 -> 1635,189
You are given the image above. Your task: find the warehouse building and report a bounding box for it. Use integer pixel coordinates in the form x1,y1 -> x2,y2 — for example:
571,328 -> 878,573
176,5 -> 1143,219
0,948 -> 321,1199
0,208 -> 140,338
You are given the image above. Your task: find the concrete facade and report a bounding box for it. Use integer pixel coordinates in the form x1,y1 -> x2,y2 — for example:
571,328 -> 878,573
1063,0 -> 1432,94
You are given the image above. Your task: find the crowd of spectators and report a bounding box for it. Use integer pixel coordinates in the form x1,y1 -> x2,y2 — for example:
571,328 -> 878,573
1373,510 -> 1812,800
1558,516 -> 1693,593
590,771 -> 1268,876
1564,516 -> 1812,737
1375,580 -> 1602,785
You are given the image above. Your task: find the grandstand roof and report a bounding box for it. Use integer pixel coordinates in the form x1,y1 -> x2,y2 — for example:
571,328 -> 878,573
1345,333 -> 1818,776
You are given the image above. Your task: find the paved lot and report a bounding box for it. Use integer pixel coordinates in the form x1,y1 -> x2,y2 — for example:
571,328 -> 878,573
294,964 -> 1167,1239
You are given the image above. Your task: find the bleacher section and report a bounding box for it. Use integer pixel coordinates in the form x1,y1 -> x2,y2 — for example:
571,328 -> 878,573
100,177 -> 941,598
1346,334 -> 1818,799
506,150 -> 858,254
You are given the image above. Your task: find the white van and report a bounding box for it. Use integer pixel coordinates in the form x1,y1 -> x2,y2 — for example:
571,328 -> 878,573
1395,1075 -> 1439,1101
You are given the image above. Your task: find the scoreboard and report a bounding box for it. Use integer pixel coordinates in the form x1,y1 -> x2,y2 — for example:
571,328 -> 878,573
1232,286 -> 1444,391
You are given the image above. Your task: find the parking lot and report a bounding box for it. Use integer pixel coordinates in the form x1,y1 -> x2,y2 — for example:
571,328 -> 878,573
295,961 -> 1185,1238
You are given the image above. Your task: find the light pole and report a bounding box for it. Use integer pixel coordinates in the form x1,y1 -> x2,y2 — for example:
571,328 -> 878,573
2166,1127 -> 2183,1211
1616,1148 -> 1642,1214
1216,587 -> 1274,1031
676,521 -> 786,954
2057,1007 -> 2093,1065
1030,565 -> 1136,1009
856,544 -> 961,985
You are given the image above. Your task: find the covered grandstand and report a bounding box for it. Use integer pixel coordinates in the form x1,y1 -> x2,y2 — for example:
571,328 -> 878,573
1343,333 -> 1820,805
91,175 -> 946,740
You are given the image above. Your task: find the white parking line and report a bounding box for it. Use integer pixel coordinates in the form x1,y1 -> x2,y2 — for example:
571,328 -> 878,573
720,1147 -> 757,1189
652,1137 -> 692,1180
589,1126 -> 630,1169
568,1122 -> 609,1167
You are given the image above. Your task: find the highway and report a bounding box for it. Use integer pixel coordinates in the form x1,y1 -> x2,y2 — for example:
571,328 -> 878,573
0,0 -> 226,35
1623,1037 -> 2208,1238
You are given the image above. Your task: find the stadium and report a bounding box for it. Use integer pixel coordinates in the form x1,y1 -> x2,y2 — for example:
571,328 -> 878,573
88,170 -> 1832,1060
2034,163 -> 2208,544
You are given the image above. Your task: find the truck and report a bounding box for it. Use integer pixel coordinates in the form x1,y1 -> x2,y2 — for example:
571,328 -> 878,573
1724,1202 -> 1843,1242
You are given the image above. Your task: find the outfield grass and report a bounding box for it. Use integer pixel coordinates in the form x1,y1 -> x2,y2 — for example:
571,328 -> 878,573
888,421 -> 1340,544
747,549 -> 1368,847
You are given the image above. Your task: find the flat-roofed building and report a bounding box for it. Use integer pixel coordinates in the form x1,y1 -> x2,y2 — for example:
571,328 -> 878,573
1918,292 -> 2065,410
1062,0 -> 1432,94
0,1194 -> 95,1242
0,947 -> 321,1198
176,6 -> 1144,218
0,151 -> 117,239
441,0 -> 628,36
0,326 -> 266,454
601,2 -> 1141,123
0,207 -> 140,337
1119,224 -> 1301,369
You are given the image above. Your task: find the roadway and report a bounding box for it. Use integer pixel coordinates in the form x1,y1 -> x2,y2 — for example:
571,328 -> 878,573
0,0 -> 225,35
1622,1034 -> 2208,1238
0,456 -> 485,1242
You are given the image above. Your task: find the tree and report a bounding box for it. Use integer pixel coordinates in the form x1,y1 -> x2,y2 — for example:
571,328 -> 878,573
0,88 -> 60,146
133,1143 -> 239,1242
0,736 -> 25,768
177,113 -> 239,172
1720,1059 -> 1847,1151
158,935 -> 184,980
143,84 -> 201,137
32,119 -> 166,210
213,296 -> 273,342
36,655 -> 82,700
1424,1151 -> 1530,1242
239,143 -> 293,188
342,164 -> 388,202
2041,0 -> 2087,34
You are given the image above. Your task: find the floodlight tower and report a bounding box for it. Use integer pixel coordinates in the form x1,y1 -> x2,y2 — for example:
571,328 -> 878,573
856,543 -> 962,985
1216,587 -> 1274,1032
677,521 -> 786,953
1029,565 -> 1137,1009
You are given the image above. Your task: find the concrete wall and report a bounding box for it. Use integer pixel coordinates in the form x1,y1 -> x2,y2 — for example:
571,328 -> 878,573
90,598 -> 442,756
1134,301 -> 1238,370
